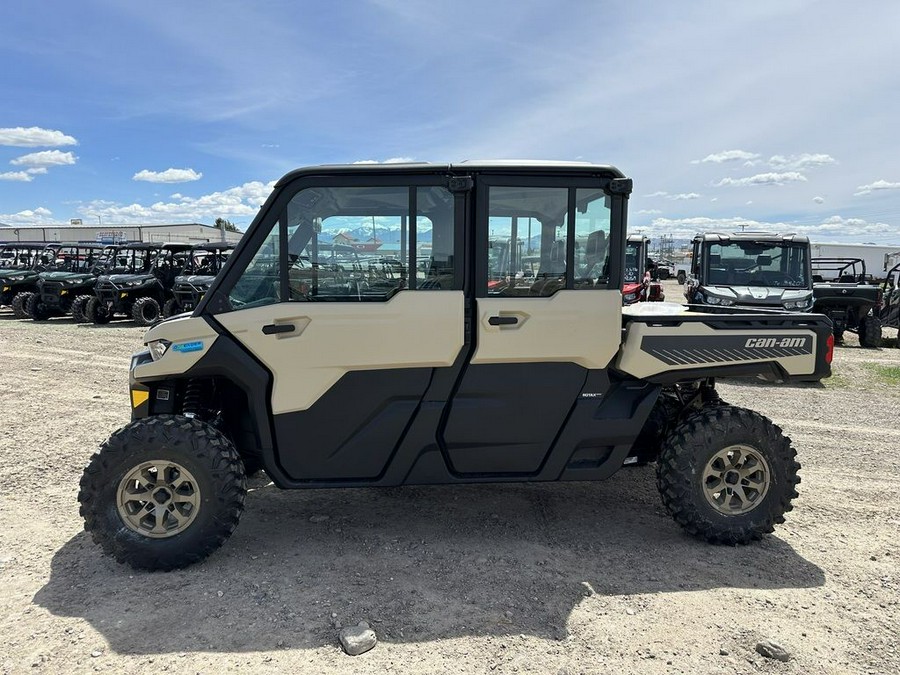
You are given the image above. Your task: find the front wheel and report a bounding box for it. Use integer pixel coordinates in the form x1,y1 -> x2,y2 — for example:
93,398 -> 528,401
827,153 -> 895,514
162,298 -> 179,319
132,296 -> 161,326
25,293 -> 51,320
71,294 -> 93,322
656,405 -> 799,544
78,415 -> 247,571
11,292 -> 33,319
86,297 -> 112,324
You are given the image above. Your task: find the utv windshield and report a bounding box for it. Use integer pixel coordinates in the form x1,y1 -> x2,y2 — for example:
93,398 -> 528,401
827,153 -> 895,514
704,242 -> 809,288
108,248 -> 157,274
45,246 -> 108,273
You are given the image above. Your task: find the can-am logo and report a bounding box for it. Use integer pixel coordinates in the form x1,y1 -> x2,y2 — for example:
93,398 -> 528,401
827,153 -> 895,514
744,337 -> 808,349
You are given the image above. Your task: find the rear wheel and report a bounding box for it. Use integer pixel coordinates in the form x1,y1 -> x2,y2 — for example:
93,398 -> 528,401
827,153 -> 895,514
25,293 -> 51,320
163,298 -> 179,318
86,296 -> 112,324
11,292 -> 33,319
858,313 -> 882,348
132,296 -> 161,326
676,271 -> 686,285
71,294 -> 93,322
657,405 -> 799,544
78,415 -> 246,571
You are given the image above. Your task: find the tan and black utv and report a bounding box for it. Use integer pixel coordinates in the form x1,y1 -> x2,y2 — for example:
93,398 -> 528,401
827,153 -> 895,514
79,162 -> 833,570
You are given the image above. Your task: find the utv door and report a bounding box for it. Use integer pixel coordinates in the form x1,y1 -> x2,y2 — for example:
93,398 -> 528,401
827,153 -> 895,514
441,177 -> 624,476
211,176 -> 464,481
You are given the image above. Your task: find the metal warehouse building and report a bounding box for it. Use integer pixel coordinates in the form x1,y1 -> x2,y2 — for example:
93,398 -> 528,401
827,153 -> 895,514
0,222 -> 244,244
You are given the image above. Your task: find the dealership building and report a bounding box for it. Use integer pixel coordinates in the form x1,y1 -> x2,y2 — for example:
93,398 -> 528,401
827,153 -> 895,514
0,221 -> 244,244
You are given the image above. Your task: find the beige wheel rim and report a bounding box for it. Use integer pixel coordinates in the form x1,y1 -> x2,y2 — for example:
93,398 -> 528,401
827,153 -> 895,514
701,444 -> 771,515
116,460 -> 201,538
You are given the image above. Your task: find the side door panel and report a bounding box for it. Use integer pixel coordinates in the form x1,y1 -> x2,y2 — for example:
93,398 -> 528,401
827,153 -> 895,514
441,175 -> 623,476
215,292 -> 464,480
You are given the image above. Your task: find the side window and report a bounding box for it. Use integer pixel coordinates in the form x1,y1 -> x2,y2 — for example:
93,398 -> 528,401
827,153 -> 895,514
485,186 -> 613,296
487,187 -> 568,297
228,220 -> 281,309
572,188 -> 611,289
283,185 -> 456,302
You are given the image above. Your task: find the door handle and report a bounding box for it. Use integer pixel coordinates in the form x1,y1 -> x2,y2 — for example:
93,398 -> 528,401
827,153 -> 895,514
488,315 -> 518,326
262,323 -> 295,335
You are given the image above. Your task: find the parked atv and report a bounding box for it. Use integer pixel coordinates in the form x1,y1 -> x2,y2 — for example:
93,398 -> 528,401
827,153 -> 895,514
0,243 -> 62,317
28,244 -> 117,321
811,258 -> 882,347
78,161 -> 833,571
88,243 -> 192,326
165,242 -> 234,317
623,234 -> 664,304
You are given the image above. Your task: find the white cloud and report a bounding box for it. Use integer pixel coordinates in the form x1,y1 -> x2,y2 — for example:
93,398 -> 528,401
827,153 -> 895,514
692,150 -> 760,164
670,193 -> 700,201
768,153 -> 836,170
133,168 -> 203,183
853,179 -> 900,196
0,126 -> 77,147
636,209 -> 662,215
645,191 -> 668,198
80,180 -> 275,223
714,172 -> 808,187
26,167 -> 48,175
10,150 -> 77,168
813,196 -> 825,204
0,171 -> 33,182
0,207 -> 55,224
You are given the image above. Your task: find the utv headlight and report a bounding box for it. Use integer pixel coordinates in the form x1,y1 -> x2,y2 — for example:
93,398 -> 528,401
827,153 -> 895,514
623,292 -> 638,302
784,297 -> 812,310
147,339 -> 171,361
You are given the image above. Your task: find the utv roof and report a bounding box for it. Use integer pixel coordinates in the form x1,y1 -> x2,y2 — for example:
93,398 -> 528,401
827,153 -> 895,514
693,232 -> 809,244
627,234 -> 651,243
275,161 -> 627,188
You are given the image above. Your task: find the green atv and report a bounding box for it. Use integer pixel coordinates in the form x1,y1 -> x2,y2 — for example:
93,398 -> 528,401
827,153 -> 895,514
28,244 -> 118,321
0,242 -> 62,318
88,243 -> 193,326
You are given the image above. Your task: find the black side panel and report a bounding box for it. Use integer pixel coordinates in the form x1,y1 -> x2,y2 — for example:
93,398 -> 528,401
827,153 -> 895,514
441,363 -> 587,475
178,333 -> 276,453
274,369 -> 432,481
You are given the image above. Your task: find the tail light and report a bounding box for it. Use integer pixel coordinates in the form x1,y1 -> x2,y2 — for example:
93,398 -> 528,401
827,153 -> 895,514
825,333 -> 834,365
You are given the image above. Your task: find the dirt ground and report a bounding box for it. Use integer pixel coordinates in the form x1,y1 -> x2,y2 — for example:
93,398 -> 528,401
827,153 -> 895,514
1,293 -> 899,675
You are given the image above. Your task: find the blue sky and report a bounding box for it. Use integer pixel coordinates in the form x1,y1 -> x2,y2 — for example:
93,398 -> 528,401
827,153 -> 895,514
1,0 -> 899,244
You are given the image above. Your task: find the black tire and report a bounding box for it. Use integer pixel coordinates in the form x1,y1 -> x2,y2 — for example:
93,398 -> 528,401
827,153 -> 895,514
86,296 -> 112,324
132,296 -> 161,326
11,292 -> 33,319
25,293 -> 51,320
656,405 -> 800,545
79,415 -> 246,571
676,271 -> 686,285
162,298 -> 179,319
71,294 -> 93,323
858,313 -> 882,348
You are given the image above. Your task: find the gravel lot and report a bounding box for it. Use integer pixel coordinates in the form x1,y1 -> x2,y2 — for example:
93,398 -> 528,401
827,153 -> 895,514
1,294 -> 898,675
